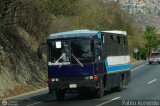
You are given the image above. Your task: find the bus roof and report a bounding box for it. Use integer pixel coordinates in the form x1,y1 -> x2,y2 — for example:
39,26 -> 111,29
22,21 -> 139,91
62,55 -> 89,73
48,30 -> 99,40
102,30 -> 127,36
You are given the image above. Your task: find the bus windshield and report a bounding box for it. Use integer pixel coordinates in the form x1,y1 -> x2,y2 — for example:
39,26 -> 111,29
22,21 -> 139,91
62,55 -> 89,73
48,39 -> 94,64
71,40 -> 94,63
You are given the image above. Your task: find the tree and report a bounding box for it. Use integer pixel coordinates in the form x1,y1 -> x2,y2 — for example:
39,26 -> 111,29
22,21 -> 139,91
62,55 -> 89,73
144,26 -> 160,55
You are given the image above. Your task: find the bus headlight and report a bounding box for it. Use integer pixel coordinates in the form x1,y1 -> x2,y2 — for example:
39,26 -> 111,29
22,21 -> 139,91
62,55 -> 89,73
55,78 -> 59,81
51,78 -> 55,82
51,78 -> 59,82
89,76 -> 93,79
85,76 -> 93,79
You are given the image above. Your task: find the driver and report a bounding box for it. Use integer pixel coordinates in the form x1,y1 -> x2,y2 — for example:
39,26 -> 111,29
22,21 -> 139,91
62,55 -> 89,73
55,48 -> 69,63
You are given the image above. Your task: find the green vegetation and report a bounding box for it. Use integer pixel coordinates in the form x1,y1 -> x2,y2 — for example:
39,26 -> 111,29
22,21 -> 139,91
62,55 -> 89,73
136,26 -> 160,59
0,0 -> 148,62
144,26 -> 160,50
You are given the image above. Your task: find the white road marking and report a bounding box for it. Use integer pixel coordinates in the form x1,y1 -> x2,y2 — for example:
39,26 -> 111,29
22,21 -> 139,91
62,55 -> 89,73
26,102 -> 42,106
96,97 -> 121,106
131,64 -> 146,72
147,79 -> 157,84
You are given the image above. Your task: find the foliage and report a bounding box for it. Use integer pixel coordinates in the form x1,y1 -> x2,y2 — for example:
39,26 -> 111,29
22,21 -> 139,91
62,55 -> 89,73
0,0 -> 145,55
134,47 -> 148,60
135,26 -> 160,59
44,0 -> 77,16
144,26 -> 160,54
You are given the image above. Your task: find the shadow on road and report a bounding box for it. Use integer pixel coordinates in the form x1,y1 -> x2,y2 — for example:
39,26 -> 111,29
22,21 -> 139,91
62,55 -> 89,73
27,87 -> 127,103
146,63 -> 160,65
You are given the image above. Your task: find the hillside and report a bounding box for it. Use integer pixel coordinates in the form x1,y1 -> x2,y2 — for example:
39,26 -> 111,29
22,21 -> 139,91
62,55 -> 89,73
0,26 -> 47,97
0,0 -> 145,98
118,0 -> 160,16
115,0 -> 160,32
133,14 -> 160,33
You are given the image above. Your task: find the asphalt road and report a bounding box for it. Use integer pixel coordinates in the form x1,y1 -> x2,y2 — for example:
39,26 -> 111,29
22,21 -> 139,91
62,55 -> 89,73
2,61 -> 160,106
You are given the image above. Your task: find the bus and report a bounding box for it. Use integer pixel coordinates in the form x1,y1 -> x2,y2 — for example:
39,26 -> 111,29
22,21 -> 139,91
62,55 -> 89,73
37,30 -> 131,101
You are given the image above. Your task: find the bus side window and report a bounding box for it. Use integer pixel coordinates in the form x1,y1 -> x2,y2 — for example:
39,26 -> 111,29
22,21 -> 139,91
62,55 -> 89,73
111,35 -> 114,41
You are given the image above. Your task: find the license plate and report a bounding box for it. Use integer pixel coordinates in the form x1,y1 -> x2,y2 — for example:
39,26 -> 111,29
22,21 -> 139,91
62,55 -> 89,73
69,84 -> 77,88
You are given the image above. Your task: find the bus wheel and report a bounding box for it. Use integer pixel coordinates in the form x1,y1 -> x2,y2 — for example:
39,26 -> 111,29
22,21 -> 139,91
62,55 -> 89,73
96,80 -> 104,98
55,90 -> 65,101
115,77 -> 123,92
149,62 -> 152,64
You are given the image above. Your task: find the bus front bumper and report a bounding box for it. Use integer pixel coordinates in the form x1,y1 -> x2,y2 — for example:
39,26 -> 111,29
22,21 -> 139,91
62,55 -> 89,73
48,80 -> 100,91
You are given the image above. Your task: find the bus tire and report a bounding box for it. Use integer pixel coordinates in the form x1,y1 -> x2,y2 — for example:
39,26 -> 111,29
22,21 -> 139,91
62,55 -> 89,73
149,62 -> 152,64
115,77 -> 123,92
96,80 -> 104,98
55,90 -> 65,101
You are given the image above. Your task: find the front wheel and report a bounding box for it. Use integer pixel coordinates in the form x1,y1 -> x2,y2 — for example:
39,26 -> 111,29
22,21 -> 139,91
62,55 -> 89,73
55,90 -> 65,101
95,80 -> 104,98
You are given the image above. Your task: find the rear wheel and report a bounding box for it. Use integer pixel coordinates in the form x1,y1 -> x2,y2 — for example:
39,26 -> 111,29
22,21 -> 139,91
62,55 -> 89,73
149,62 -> 152,64
115,77 -> 123,92
55,90 -> 65,101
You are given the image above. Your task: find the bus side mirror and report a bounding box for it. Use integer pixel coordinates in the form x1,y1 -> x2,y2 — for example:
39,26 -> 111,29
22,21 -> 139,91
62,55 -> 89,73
37,42 -> 45,59
97,44 -> 102,54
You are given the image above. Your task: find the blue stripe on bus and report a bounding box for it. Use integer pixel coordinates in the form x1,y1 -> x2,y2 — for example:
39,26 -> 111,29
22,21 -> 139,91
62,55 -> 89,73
107,64 -> 131,72
104,59 -> 131,73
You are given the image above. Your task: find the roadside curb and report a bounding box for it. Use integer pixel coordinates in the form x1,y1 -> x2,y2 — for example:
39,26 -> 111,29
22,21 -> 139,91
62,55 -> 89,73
4,87 -> 48,100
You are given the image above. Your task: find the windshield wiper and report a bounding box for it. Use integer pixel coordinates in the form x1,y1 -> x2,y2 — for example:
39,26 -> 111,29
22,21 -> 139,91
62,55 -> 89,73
71,54 -> 84,67
58,53 -> 84,68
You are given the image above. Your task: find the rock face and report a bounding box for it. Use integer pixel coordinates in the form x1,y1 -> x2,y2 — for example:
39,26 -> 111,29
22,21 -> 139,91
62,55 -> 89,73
103,0 -> 160,32
133,14 -> 160,32
0,26 -> 47,98
116,0 -> 160,32
118,0 -> 160,16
